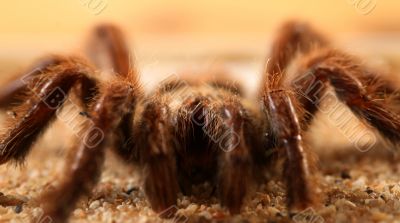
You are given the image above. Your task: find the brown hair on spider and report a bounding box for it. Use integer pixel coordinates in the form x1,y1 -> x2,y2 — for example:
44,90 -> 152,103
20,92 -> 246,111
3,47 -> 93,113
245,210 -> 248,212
0,21 -> 400,222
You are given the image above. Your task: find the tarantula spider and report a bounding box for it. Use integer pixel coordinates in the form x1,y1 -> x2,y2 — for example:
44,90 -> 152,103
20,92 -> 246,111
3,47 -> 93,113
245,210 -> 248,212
1,21 -> 400,222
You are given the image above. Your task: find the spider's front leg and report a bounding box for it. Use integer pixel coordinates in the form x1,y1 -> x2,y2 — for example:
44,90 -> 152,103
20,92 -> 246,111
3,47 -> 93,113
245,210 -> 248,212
263,20 -> 400,211
261,87 -> 315,209
260,21 -> 320,209
0,57 -> 97,164
38,78 -> 139,222
291,49 -> 400,144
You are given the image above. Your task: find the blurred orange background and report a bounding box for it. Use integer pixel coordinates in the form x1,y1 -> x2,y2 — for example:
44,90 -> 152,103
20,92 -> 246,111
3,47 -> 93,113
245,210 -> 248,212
0,1 -> 399,65
1,1 -> 399,34
0,0 -> 399,146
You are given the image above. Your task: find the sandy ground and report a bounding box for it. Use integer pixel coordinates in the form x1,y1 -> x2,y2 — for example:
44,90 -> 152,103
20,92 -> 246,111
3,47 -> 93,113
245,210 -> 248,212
1,53 -> 400,223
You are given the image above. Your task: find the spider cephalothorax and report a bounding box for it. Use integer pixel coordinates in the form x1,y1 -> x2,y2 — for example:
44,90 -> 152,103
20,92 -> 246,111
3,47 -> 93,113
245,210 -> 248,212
0,21 -> 400,222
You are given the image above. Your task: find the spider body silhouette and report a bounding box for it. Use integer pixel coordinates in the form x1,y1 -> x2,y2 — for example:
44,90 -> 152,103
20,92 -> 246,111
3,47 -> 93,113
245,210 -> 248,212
0,21 -> 400,222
